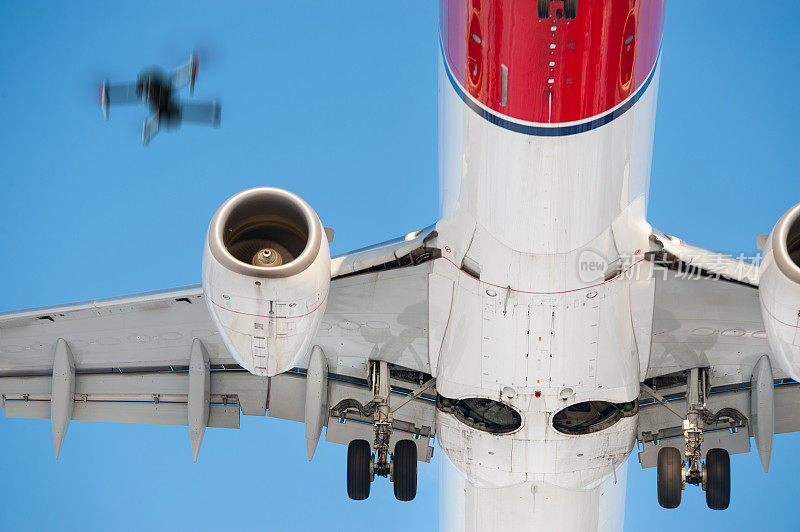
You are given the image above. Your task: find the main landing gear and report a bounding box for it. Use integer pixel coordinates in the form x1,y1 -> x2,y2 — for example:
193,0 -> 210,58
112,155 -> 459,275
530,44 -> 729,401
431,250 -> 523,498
646,368 -> 740,510
537,0 -> 578,21
334,361 -> 433,502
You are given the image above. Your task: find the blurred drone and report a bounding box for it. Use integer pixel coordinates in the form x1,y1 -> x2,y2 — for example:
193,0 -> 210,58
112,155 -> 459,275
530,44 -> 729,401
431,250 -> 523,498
99,54 -> 221,145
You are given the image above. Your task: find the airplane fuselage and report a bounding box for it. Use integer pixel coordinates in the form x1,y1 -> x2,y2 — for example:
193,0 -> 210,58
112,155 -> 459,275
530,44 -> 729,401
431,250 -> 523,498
431,1 -> 666,528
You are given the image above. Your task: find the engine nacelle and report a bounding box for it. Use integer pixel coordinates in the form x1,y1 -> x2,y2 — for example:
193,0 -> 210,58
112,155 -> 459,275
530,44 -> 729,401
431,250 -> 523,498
759,202 -> 800,381
202,187 -> 330,376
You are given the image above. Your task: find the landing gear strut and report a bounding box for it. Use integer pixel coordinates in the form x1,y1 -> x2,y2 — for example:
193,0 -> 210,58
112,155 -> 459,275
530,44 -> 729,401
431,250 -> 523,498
371,361 -> 396,480
644,368 -> 738,510
334,361 -> 426,501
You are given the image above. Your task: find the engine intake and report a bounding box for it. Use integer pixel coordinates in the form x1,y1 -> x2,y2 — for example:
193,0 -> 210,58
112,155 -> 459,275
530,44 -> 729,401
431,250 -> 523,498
203,187 -> 330,376
208,187 -> 323,278
771,202 -> 800,284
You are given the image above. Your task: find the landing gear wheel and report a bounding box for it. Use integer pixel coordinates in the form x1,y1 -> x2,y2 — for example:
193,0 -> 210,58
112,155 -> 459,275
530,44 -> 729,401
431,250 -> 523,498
347,439 -> 372,500
657,447 -> 682,509
392,440 -> 418,501
537,0 -> 550,20
705,448 -> 731,510
564,0 -> 577,20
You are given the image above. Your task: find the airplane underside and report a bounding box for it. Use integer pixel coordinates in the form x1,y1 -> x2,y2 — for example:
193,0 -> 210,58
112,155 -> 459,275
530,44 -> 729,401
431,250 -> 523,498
3,1 -> 800,531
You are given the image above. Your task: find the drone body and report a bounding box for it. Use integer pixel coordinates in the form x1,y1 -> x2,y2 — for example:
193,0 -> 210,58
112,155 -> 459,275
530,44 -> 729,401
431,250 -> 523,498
99,54 -> 220,145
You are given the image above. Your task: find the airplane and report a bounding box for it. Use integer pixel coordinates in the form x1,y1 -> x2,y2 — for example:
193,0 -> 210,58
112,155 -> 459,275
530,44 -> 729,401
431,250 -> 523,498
2,1 -> 799,530
99,54 -> 221,145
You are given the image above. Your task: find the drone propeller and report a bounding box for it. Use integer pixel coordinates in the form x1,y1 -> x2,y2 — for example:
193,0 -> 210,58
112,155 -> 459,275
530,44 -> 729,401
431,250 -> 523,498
190,53 -> 198,96
99,80 -> 109,120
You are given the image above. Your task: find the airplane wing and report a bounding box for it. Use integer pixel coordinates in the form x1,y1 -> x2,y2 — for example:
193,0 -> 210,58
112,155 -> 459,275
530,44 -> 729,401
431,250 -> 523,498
0,228 -> 438,462
180,101 -> 221,127
171,54 -> 198,94
635,230 -> 800,473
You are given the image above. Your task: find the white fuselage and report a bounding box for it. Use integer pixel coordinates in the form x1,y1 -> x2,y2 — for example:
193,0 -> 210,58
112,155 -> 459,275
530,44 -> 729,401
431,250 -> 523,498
430,6 -> 663,529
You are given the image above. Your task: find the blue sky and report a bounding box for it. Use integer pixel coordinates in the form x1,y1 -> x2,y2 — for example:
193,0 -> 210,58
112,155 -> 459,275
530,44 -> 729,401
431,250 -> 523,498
0,1 -> 799,530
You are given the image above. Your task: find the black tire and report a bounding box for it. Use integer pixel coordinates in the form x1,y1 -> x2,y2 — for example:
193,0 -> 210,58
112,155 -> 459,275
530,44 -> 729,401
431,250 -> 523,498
537,0 -> 550,20
392,440 -> 418,501
564,0 -> 578,20
347,439 -> 371,501
705,448 -> 731,510
657,447 -> 682,509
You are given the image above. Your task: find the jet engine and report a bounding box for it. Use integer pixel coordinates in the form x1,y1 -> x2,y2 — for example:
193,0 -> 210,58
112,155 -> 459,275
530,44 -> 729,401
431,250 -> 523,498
759,202 -> 800,381
202,187 -> 330,376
